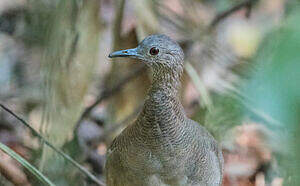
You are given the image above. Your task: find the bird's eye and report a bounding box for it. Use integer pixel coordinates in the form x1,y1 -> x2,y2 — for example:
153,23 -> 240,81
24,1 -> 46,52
149,47 -> 159,55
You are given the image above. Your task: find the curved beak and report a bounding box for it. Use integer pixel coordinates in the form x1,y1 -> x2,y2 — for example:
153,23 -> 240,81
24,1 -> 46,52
108,48 -> 138,58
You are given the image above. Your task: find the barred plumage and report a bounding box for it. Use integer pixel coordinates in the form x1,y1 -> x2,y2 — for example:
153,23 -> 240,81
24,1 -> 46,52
106,34 -> 223,186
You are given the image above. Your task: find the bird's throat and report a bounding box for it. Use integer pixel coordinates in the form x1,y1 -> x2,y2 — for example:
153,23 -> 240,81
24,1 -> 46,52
151,66 -> 182,93
137,67 -> 185,140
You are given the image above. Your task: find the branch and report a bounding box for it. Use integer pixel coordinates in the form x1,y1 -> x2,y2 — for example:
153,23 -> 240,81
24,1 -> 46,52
209,0 -> 258,29
101,104 -> 143,141
0,104 -> 105,186
74,65 -> 146,132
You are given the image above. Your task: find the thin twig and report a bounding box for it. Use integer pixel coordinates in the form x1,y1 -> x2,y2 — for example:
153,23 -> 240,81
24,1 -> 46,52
185,62 -> 213,111
101,104 -> 143,141
75,65 -> 146,132
209,0 -> 258,29
0,104 -> 105,186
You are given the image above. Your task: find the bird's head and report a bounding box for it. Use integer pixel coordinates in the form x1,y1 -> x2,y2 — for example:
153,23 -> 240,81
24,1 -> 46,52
109,34 -> 184,72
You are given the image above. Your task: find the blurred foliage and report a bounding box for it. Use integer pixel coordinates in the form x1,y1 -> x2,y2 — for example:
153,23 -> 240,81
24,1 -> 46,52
203,93 -> 244,141
1,0 -> 300,185
245,8 -> 300,186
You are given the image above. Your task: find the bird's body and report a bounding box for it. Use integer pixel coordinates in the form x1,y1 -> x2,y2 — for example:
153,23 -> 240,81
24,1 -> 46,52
106,35 -> 223,186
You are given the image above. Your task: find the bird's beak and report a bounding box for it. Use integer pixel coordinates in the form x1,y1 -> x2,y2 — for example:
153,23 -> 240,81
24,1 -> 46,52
108,48 -> 139,58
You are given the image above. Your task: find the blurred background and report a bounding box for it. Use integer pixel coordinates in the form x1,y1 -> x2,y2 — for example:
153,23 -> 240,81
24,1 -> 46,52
0,0 -> 299,185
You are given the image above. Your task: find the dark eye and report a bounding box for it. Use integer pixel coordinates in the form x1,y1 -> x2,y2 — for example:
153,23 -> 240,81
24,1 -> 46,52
149,47 -> 159,55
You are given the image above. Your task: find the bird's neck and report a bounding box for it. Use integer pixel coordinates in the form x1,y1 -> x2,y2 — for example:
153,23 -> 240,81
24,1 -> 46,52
136,67 -> 186,143
151,66 -> 182,94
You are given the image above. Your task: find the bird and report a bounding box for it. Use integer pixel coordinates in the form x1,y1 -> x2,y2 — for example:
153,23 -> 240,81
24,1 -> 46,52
106,34 -> 223,186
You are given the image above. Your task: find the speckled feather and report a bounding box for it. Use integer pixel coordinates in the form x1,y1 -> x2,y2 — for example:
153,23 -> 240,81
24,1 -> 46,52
106,35 -> 223,186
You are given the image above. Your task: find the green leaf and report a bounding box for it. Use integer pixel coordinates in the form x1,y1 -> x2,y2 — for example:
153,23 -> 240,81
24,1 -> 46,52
0,142 -> 56,186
